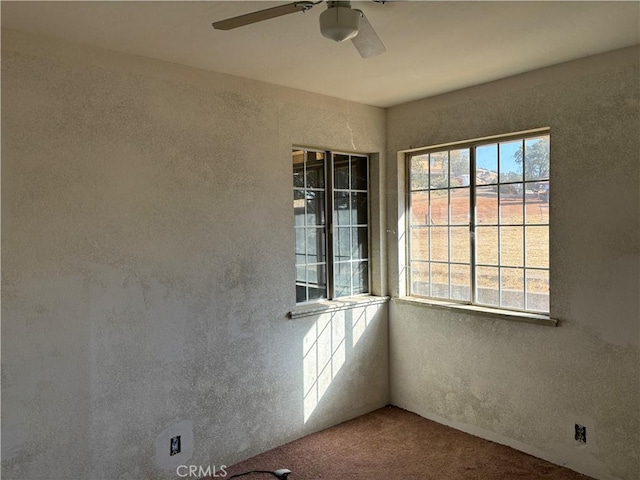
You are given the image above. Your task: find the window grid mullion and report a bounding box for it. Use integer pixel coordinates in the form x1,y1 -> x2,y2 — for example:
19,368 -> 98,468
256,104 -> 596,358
522,157 -> 528,309
470,146 -> 477,305
428,155 -> 433,297
447,151 -> 452,299
497,142 -> 503,308
405,157 -> 412,296
303,159 -> 309,302
326,151 -> 334,299
348,155 -> 354,296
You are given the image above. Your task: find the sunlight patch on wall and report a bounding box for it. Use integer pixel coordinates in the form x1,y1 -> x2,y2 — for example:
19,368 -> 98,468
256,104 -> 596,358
303,312 -> 345,422
352,307 -> 370,347
303,307 -> 374,423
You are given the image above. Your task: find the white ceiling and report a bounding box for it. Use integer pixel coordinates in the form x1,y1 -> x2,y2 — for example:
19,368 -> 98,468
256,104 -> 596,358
2,1 -> 639,107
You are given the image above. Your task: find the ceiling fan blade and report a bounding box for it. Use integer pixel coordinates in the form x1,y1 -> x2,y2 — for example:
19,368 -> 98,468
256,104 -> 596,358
351,11 -> 386,58
212,2 -> 316,31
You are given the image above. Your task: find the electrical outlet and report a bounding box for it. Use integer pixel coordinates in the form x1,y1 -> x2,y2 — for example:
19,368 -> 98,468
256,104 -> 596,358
155,421 -> 193,469
575,424 -> 586,444
170,435 -> 181,456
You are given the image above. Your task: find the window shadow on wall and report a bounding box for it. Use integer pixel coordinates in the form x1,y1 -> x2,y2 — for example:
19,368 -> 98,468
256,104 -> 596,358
302,304 -> 385,426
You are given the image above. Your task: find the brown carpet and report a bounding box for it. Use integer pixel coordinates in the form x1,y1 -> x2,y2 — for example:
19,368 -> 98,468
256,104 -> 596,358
210,406 -> 592,480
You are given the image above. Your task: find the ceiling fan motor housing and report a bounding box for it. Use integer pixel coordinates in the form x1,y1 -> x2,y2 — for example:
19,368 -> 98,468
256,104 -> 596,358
319,1 -> 360,42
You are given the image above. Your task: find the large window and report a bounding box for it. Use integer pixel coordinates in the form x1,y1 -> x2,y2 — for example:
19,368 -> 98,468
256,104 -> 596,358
294,148 -> 369,304
407,132 -> 549,313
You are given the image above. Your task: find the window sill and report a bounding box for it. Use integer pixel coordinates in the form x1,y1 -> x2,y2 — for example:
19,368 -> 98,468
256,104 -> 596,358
392,297 -> 557,327
288,296 -> 390,319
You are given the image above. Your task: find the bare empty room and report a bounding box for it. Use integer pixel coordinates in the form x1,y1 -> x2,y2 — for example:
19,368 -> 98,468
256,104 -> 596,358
1,1 -> 639,479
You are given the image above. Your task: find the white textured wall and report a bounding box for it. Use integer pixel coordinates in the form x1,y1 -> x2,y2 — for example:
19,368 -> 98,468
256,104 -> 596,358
387,46 -> 640,480
1,29 -> 388,480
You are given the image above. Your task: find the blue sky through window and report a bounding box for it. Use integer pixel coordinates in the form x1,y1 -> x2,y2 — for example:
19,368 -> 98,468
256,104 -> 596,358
476,141 -> 521,176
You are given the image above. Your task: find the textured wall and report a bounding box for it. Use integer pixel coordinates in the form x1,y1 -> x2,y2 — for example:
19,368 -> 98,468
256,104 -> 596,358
1,29 -> 388,480
386,46 -> 640,480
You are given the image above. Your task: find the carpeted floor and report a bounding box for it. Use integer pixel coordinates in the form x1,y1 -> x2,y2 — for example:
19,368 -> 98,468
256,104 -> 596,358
213,406 -> 592,480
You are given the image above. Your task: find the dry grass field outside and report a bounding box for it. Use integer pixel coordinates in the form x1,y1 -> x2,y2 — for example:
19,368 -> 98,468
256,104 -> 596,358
409,187 -> 549,308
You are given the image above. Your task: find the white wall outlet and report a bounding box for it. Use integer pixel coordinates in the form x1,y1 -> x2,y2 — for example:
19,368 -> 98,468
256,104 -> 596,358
155,420 -> 194,470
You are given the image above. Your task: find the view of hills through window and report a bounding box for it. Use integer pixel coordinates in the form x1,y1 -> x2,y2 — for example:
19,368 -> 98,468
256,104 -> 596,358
408,134 -> 550,313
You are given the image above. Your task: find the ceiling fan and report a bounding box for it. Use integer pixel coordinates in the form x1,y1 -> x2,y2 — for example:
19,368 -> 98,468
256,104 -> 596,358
212,1 -> 386,58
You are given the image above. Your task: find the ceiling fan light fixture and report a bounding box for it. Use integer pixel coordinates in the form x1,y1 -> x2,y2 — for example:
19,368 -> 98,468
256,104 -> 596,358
319,6 -> 360,42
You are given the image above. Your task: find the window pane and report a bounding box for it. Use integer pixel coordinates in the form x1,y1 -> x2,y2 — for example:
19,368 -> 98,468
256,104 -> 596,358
410,191 -> 429,226
500,226 -> 524,267
499,184 -> 523,224
430,191 -> 448,225
430,227 -> 449,262
499,140 -> 523,183
526,269 -> 549,312
538,182 -> 550,203
308,285 -> 327,301
335,227 -> 350,262
429,152 -> 449,189
476,186 -> 498,224
334,154 -> 350,189
296,285 -> 307,303
295,228 -> 306,263
525,185 -> 549,224
476,266 -> 499,306
296,265 -> 306,283
450,148 -> 470,181
430,263 -> 449,298
334,191 -> 350,225
351,156 -> 368,190
294,149 -> 328,303
410,262 -> 429,296
451,264 -> 471,301
293,152 -> 305,188
306,151 -> 325,188
351,192 -> 368,225
525,226 -> 549,268
334,262 -> 351,297
306,191 -> 325,225
476,226 -> 498,265
352,227 -> 368,260
294,189 -> 305,226
306,228 -> 326,264
524,136 -> 550,182
307,264 -> 326,287
450,188 -> 469,225
352,261 -> 369,294
410,227 -> 429,261
450,227 -> 469,264
476,144 -> 498,185
501,267 -> 524,310
410,155 -> 429,190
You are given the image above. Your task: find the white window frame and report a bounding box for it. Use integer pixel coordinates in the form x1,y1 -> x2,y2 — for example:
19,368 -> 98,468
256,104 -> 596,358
294,147 -> 371,304
405,130 -> 550,315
